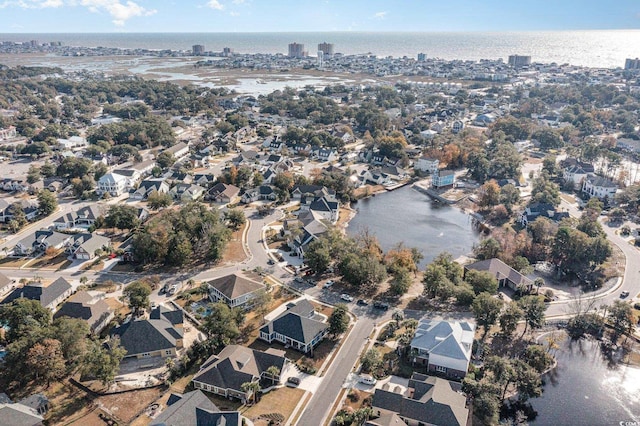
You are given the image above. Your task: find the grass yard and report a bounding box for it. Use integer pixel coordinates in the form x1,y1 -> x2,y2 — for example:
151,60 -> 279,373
221,222 -> 248,264
29,251 -> 72,270
241,386 -> 305,426
0,256 -> 31,268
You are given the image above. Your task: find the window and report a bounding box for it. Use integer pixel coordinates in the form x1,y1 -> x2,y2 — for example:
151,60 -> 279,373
435,365 -> 447,373
165,350 -> 173,356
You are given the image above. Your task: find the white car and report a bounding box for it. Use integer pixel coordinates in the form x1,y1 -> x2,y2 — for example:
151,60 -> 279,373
341,293 -> 354,302
323,280 -> 334,289
359,374 -> 377,385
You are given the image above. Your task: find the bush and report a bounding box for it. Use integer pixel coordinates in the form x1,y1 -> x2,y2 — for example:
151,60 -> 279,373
633,303 -> 640,310
348,389 -> 360,402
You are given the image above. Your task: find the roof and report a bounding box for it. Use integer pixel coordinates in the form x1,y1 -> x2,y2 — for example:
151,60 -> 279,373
150,390 -> 232,426
70,233 -> 110,255
0,403 -> 43,426
99,173 -> 128,185
372,374 -> 468,426
209,183 -> 240,199
260,310 -> 328,345
111,314 -> 183,356
207,274 -> 265,301
165,142 -> 189,155
0,272 -> 12,291
410,319 -> 475,362
192,345 -> 287,392
150,305 -> 184,326
53,291 -> 112,332
465,258 -> 533,289
2,277 -> 72,309
585,174 -> 617,188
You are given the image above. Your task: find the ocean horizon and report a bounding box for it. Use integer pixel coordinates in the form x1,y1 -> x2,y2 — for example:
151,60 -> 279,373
1,30 -> 640,68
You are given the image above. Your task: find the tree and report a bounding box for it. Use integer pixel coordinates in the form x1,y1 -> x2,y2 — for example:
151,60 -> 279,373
512,359 -> 543,401
478,180 -> 501,208
122,281 -> 152,315
225,209 -> 246,230
305,239 -> 332,274
499,183 -> 520,211
37,189 -> 58,217
0,298 -> 51,342
518,295 -> 547,337
26,165 -> 41,184
473,393 -> 500,426
422,263 -> 453,299
473,238 -> 502,260
7,203 -> 28,233
52,317 -> 90,369
265,365 -> 281,386
499,302 -> 523,337
82,337 -> 126,386
329,304 -> 349,336
338,252 -> 387,290
522,344 -> 554,373
26,338 -> 66,386
360,348 -> 382,374
432,252 -> 463,284
147,191 -> 172,210
253,289 -> 273,324
389,268 -> 412,295
105,204 -> 140,230
241,381 -> 261,404
472,292 -> 503,339
607,300 -> 634,342
156,151 -> 176,169
201,302 -> 243,350
465,270 -> 499,295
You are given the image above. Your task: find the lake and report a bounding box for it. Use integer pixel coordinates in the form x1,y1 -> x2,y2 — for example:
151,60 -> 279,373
530,336 -> 640,425
347,185 -> 480,268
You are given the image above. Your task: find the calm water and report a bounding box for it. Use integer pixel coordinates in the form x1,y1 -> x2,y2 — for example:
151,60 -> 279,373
530,337 -> 640,426
2,31 -> 640,68
347,185 -> 479,268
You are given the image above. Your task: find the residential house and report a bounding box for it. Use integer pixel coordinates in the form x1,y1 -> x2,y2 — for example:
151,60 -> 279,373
129,179 -> 170,201
291,185 -> 336,200
2,277 -> 73,312
56,136 -> 87,150
64,233 -> 111,260
232,150 -> 261,167
164,142 -> 190,160
582,175 -> 618,202
54,291 -> 114,333
518,202 -> 569,227
169,183 -> 206,202
206,183 -> 241,204
241,185 -> 277,204
288,210 -> 330,258
315,148 -> 338,162
53,205 -> 104,231
0,272 -> 14,298
0,393 -> 47,426
308,196 -> 340,224
432,170 -> 455,188
409,318 -> 475,379
192,345 -> 287,403
465,258 -> 534,292
259,299 -> 329,354
0,199 -> 39,223
150,390 -> 242,426
452,120 -> 465,134
333,129 -> 354,144
13,230 -> 72,257
110,307 -> 184,359
360,169 -> 392,186
415,157 -> 439,174
207,274 -> 266,309
562,160 -> 594,190
192,173 -> 216,188
97,172 -> 129,196
371,373 -> 469,426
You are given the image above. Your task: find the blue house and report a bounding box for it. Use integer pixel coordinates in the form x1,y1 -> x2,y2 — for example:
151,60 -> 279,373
432,170 -> 455,188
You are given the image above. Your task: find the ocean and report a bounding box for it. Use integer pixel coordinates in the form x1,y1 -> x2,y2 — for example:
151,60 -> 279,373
1,31 -> 640,68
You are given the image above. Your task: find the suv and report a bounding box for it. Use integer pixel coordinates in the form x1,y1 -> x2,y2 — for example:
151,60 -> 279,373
323,280 -> 334,289
341,293 -> 354,302
286,377 -> 301,387
620,291 -> 630,298
373,301 -> 389,310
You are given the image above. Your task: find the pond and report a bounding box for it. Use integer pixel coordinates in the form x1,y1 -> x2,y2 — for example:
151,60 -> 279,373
347,185 -> 481,268
529,335 -> 640,425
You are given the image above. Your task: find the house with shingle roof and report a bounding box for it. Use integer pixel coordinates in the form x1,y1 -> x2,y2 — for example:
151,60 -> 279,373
2,277 -> 73,312
0,394 -> 45,426
582,174 -> 618,201
150,390 -> 241,426
207,274 -> 265,309
465,258 -> 533,292
64,233 -> 111,260
259,300 -> 329,354
129,179 -> 170,201
110,307 -> 183,359
192,345 -> 287,403
54,291 -> 113,333
53,205 -> 104,231
518,202 -> 569,228
0,272 -> 14,297
206,182 -> 241,204
371,373 -> 469,426
409,319 -> 475,379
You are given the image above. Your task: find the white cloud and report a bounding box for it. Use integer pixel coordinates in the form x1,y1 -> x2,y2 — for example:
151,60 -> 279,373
206,0 -> 223,10
230,10 -> 239,16
232,0 -> 244,3
373,11 -> 387,19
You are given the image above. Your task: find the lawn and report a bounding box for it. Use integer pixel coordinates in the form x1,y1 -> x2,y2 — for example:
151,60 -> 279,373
221,222 -> 248,264
29,251 -> 72,270
249,336 -> 338,374
0,256 -> 31,268
241,386 -> 305,426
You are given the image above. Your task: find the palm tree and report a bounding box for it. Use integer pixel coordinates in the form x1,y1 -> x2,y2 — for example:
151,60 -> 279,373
265,365 -> 281,386
241,381 -> 261,405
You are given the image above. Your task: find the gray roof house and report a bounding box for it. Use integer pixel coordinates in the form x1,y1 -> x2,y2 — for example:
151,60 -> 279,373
371,373 -> 469,426
53,291 -> 113,333
409,318 -> 475,379
110,308 -> 184,359
13,230 -> 71,257
207,274 -> 266,309
0,272 -> 14,297
206,183 -> 240,204
53,205 -> 104,231
192,345 -> 287,403
465,258 -> 533,292
150,390 -> 241,426
129,179 -> 170,201
64,233 -> 111,260
0,395 -> 45,426
2,277 -> 73,312
259,299 -> 329,354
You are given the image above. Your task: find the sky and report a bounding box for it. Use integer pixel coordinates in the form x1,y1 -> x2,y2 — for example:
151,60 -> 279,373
0,0 -> 639,33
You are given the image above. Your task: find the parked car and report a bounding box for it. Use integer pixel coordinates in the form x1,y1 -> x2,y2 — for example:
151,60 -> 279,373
267,259 -> 275,265
356,299 -> 369,306
373,301 -> 389,310
286,377 -> 301,387
620,291 -> 630,298
359,374 -> 377,385
341,293 -> 354,302
323,280 -> 334,289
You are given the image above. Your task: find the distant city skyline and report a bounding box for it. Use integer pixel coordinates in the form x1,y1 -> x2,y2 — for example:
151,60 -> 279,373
0,0 -> 639,33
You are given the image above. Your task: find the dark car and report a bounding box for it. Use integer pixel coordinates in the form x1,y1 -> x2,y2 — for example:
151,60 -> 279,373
373,301 -> 389,310
620,291 -> 630,298
286,377 -> 301,387
356,299 -> 369,306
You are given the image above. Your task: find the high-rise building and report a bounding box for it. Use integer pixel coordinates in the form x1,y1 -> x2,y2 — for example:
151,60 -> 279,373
417,53 -> 427,61
222,47 -> 234,57
317,51 -> 324,68
508,55 -> 531,68
318,42 -> 334,57
625,58 -> 640,70
192,45 -> 205,55
288,42 -> 307,59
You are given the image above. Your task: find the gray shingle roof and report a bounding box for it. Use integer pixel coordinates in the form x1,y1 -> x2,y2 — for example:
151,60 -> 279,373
465,258 -> 533,288
207,274 -> 265,301
150,390 -> 221,426
260,310 -> 328,345
0,404 -> 43,426
2,277 -> 71,309
53,291 -> 112,333
111,313 -> 183,357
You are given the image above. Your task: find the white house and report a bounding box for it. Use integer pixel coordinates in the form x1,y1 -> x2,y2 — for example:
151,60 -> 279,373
414,157 -> 439,174
410,318 -> 475,379
582,175 -> 618,201
164,142 -> 189,160
97,173 -> 129,196
207,274 -> 265,309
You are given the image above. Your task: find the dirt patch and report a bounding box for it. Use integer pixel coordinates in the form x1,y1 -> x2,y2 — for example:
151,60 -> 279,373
241,386 -> 305,425
95,387 -> 164,424
221,222 -> 248,264
30,251 -> 72,270
0,256 -> 30,268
